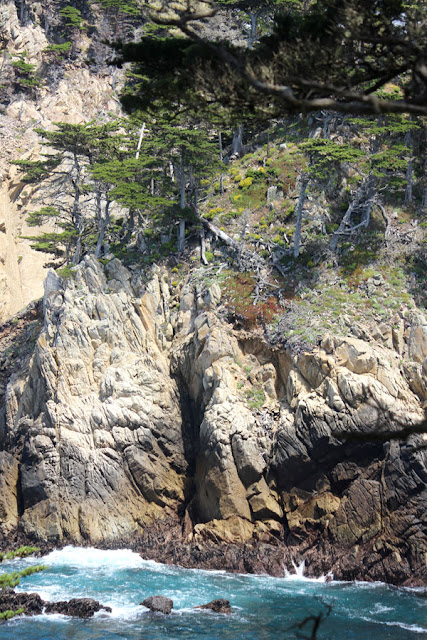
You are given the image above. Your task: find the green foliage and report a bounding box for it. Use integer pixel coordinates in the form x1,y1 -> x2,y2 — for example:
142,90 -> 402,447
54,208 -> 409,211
0,547 -> 40,562
43,42 -> 72,59
22,229 -> 79,256
301,139 -> 365,178
244,387 -> 266,410
239,176 -> 254,188
59,6 -> 85,30
35,121 -> 123,160
128,0 -> 427,119
12,158 -> 61,184
0,609 -> 25,621
26,207 -> 60,227
11,53 -> 42,90
0,565 -> 47,590
56,265 -> 76,279
96,0 -> 140,15
245,167 -> 266,182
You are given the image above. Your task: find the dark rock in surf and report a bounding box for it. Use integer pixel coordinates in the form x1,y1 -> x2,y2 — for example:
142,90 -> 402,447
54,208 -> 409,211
140,595 -> 174,614
44,597 -> 112,618
0,591 -> 44,616
196,598 -> 231,614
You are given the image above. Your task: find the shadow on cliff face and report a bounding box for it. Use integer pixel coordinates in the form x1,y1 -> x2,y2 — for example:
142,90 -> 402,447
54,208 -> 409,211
170,371 -> 200,521
0,300 -> 43,450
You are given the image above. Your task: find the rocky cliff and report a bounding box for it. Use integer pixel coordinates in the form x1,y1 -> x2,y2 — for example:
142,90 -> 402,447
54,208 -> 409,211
0,0 -> 123,322
0,256 -> 425,585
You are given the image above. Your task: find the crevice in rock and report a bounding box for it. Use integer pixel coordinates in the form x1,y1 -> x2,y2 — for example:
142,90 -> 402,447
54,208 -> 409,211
15,462 -> 24,517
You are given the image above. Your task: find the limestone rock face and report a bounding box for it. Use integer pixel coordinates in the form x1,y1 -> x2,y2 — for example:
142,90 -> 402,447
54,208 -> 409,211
0,256 -> 426,585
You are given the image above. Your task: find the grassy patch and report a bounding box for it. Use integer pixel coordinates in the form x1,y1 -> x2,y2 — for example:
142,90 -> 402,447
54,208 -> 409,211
244,388 -> 265,409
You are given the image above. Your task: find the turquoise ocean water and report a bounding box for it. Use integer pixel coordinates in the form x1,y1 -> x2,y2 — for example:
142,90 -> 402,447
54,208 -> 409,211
0,546 -> 425,639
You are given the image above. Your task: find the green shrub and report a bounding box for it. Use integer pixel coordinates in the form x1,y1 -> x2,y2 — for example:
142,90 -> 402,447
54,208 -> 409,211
203,206 -> 223,220
326,223 -> 339,233
0,609 -> 25,621
239,176 -> 253,189
56,265 -> 75,279
0,547 -> 40,562
245,388 -> 265,409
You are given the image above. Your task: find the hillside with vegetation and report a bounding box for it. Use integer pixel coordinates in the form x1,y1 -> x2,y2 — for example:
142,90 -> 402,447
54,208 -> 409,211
0,0 -> 426,588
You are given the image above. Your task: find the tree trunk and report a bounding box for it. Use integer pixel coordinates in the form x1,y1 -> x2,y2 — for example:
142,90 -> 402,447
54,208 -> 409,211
423,182 -> 427,211
71,152 -> 82,229
293,176 -> 309,258
200,226 -> 208,265
178,158 -> 186,252
231,125 -> 243,157
95,200 -> 111,258
123,208 -> 135,244
44,8 -> 50,36
248,12 -> 257,49
329,177 -> 375,251
219,131 -> 224,194
404,128 -> 413,205
135,123 -> 146,159
329,199 -> 357,252
177,220 -> 186,253
247,11 -> 261,49
72,227 -> 84,264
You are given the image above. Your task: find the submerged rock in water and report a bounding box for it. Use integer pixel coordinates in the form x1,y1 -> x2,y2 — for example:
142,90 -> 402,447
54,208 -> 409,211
44,597 -> 112,618
0,592 -> 111,618
196,599 -> 231,614
140,595 -> 174,614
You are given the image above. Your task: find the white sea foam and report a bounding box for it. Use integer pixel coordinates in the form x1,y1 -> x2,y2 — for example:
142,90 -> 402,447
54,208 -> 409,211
372,603 -> 394,614
360,617 -> 427,634
42,546 -> 145,570
283,559 -> 333,583
98,603 -> 141,620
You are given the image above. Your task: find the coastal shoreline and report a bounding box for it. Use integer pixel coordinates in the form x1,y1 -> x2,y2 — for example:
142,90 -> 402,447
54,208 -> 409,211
1,525 -> 425,588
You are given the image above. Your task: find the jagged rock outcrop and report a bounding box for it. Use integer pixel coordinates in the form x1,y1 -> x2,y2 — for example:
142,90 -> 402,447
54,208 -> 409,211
0,591 -> 111,617
1,257 -> 189,541
0,256 -> 426,585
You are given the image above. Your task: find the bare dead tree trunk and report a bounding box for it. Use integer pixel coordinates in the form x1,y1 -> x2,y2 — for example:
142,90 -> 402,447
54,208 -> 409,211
376,201 -> 393,243
73,225 -> 84,264
219,131 -> 224,195
329,178 -> 374,251
95,199 -> 111,258
293,175 -> 309,258
135,123 -> 146,159
177,155 -> 186,253
323,113 -> 333,139
404,127 -> 414,205
123,208 -> 135,244
247,11 -> 258,50
231,125 -> 243,157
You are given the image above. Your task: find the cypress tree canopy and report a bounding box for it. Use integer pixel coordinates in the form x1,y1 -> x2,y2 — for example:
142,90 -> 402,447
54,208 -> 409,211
120,0 -> 427,119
